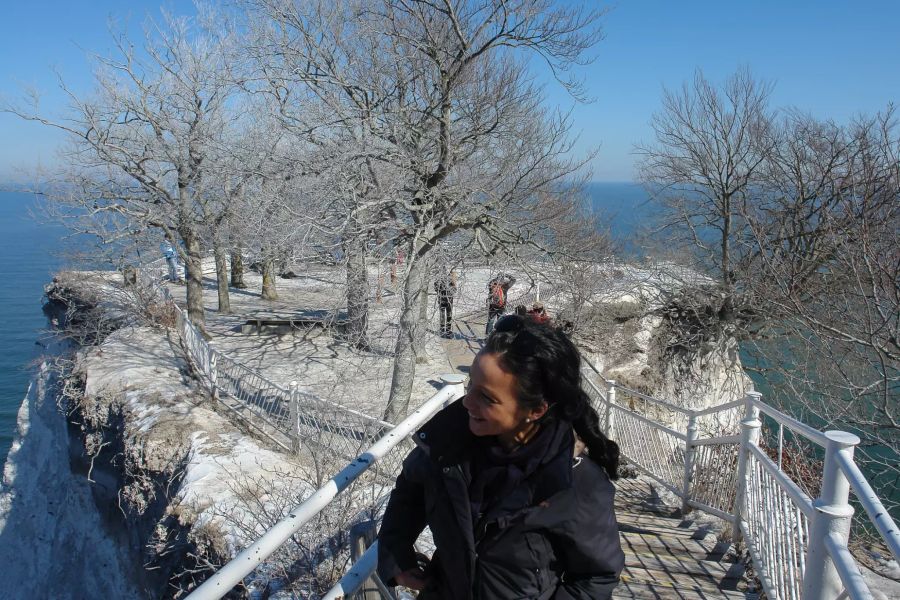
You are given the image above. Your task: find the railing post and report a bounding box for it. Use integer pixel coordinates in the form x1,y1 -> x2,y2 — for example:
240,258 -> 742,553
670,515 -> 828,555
801,431 -> 859,600
208,352 -> 218,402
349,521 -> 381,600
681,413 -> 699,514
605,380 -> 616,437
289,381 -> 301,454
732,392 -> 762,543
535,281 -> 541,303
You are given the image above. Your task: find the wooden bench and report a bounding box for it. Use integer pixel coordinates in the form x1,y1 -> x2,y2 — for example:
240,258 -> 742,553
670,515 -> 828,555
241,311 -> 350,335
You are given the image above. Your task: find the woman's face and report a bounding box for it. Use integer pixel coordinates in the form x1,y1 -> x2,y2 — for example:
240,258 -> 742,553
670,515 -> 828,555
463,352 -> 545,441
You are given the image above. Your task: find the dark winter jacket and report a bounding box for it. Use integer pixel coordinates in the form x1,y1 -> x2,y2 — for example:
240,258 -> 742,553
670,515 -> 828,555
377,400 -> 624,599
435,277 -> 456,305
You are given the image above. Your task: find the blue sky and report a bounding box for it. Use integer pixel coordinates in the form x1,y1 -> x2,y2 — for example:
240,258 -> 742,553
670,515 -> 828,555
1,1 -> 899,183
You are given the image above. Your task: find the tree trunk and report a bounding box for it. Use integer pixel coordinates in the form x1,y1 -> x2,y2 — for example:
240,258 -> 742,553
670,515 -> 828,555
181,229 -> 206,333
383,253 -> 427,422
721,193 -> 732,288
415,269 -> 430,362
213,243 -> 231,314
345,235 -> 370,350
261,255 -> 278,301
230,249 -> 247,289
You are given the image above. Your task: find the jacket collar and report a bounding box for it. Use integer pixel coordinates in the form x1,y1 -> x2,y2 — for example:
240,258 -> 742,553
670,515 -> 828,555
413,398 -> 476,464
414,399 -> 575,502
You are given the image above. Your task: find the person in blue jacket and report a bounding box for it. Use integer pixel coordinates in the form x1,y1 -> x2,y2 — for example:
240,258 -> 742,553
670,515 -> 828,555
161,239 -> 184,283
378,316 -> 624,599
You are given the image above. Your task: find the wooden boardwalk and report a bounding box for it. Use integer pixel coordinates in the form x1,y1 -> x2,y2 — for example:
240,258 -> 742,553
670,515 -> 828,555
613,477 -> 756,599
443,314 -> 758,599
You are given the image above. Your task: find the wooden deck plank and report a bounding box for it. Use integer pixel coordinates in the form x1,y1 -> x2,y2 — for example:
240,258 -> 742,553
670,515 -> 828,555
613,579 -> 758,600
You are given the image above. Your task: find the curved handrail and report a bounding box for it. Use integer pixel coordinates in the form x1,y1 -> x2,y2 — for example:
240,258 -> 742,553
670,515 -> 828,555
185,380 -> 465,600
835,450 -> 900,563
610,403 -> 687,441
322,542 -> 380,600
609,382 -> 695,416
692,397 -> 745,417
825,532 -> 876,600
750,397 -> 832,447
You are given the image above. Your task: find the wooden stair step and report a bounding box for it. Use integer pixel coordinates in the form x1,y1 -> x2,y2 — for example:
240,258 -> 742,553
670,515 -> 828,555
620,544 -> 733,569
613,579 -> 759,600
619,565 -> 747,595
617,520 -> 720,541
615,511 -> 697,526
615,505 -> 682,516
622,553 -> 746,582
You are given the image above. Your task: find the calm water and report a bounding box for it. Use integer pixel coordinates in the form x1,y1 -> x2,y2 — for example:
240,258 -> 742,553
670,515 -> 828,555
0,191 -> 66,466
586,181 -> 658,255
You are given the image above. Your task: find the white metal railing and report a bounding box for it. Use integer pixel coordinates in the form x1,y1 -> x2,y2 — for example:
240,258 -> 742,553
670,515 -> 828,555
576,361 -> 900,600
137,260 -> 393,462
186,377 -> 466,600
322,542 -> 382,600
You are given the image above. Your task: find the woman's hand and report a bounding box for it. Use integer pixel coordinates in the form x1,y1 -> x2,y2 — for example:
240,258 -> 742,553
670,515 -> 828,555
395,567 -> 431,591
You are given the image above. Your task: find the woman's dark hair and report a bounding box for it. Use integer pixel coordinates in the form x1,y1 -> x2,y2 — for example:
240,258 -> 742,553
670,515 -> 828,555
484,315 -> 620,479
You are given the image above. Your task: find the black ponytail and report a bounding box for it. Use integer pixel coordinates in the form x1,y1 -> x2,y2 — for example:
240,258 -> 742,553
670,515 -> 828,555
572,391 -> 620,480
484,316 -> 620,480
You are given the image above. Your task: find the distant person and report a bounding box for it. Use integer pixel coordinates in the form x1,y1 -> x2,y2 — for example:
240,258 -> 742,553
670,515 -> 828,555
161,240 -> 183,283
527,301 -> 551,325
514,304 -> 527,316
377,316 -> 624,599
485,273 -> 516,336
392,247 -> 406,283
434,269 -> 457,338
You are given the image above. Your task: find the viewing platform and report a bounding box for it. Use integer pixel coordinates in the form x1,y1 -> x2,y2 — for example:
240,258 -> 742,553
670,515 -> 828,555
614,477 -> 755,598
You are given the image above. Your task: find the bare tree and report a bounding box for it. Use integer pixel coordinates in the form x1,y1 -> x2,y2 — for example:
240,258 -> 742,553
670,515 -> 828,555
531,194 -> 615,330
202,95 -> 291,314
250,0 -> 606,420
636,68 -> 778,339
230,249 -> 248,289
639,68 -> 899,518
4,9 -> 247,333
747,108 -> 900,517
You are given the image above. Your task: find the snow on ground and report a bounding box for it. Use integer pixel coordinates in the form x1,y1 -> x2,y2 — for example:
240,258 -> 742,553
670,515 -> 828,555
0,317 -> 318,597
160,263 -> 516,416
79,324 -> 317,554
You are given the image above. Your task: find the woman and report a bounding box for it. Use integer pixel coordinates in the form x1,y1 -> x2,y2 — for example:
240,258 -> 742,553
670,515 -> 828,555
377,316 -> 624,599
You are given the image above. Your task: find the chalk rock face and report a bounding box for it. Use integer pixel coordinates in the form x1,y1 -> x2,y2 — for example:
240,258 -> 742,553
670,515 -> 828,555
71,325 -> 313,595
580,295 -> 750,434
1,317 -> 313,598
0,364 -> 143,599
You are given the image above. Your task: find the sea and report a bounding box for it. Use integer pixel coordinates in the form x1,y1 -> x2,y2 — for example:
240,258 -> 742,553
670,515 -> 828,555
0,191 -> 67,466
